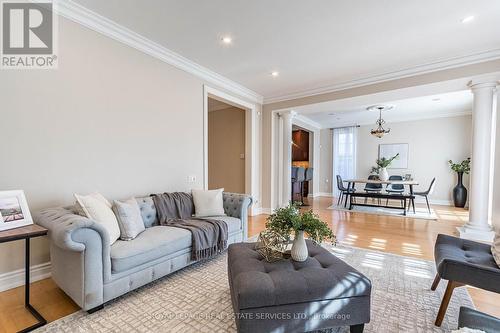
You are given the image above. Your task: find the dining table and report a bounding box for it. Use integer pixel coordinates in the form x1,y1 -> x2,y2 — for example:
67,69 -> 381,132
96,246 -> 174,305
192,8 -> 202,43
343,178 -> 419,212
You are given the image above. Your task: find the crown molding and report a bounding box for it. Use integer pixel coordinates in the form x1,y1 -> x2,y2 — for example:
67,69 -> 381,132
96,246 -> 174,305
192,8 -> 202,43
293,114 -> 322,130
313,109 -> 472,129
264,49 -> 500,104
53,0 -> 263,104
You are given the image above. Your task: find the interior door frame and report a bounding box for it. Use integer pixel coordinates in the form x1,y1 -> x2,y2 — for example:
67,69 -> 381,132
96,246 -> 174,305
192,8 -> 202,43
203,85 -> 259,215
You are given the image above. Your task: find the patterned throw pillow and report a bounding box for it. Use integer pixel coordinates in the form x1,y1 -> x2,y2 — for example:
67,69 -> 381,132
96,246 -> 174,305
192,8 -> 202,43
113,198 -> 146,241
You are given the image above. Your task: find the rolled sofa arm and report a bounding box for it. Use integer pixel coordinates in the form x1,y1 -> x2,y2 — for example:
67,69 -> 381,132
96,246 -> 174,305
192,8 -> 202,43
34,207 -> 111,310
35,207 -> 110,251
223,192 -> 253,240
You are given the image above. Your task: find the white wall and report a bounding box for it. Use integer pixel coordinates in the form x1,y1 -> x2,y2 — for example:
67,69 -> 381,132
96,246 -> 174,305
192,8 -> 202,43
356,115 -> 472,204
0,17 -> 261,277
319,129 -> 333,194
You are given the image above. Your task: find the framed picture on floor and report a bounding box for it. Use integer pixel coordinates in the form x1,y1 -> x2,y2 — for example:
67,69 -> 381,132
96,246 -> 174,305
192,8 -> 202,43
379,143 -> 409,169
0,190 -> 33,231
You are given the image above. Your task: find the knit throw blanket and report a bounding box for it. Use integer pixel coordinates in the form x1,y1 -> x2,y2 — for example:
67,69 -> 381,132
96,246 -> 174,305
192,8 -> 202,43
151,192 -> 228,261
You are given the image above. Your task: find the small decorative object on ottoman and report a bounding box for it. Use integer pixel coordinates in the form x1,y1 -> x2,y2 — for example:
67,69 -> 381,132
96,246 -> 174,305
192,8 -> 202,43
255,230 -> 289,262
228,240 -> 371,333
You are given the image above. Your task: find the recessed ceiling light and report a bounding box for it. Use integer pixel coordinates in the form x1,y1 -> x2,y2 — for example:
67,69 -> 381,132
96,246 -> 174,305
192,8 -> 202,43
221,36 -> 232,44
461,16 -> 475,23
432,98 -> 441,102
271,71 -> 279,77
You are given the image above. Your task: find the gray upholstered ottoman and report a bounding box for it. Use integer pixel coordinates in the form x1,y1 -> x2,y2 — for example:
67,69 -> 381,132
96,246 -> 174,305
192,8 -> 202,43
228,240 -> 371,333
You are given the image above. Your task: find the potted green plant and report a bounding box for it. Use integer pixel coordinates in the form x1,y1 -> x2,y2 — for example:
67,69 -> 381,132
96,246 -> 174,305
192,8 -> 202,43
448,158 -> 471,207
375,153 -> 399,181
266,203 -> 335,262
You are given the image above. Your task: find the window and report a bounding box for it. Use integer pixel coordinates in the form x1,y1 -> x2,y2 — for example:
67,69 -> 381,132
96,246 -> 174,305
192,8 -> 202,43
333,127 -> 357,196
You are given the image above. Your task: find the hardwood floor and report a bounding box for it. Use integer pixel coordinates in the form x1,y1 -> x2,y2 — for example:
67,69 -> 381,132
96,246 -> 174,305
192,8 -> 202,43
1,196 -> 499,332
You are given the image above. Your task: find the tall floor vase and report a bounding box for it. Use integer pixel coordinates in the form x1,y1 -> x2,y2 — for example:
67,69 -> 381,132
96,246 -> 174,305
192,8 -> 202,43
452,171 -> 467,208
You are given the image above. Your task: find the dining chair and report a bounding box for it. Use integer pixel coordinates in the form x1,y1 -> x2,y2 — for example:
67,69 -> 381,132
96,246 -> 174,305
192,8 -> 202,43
414,178 -> 436,214
302,168 -> 314,206
291,167 -> 299,201
294,167 -> 306,204
336,175 -> 354,206
385,175 -> 405,206
364,174 -> 382,205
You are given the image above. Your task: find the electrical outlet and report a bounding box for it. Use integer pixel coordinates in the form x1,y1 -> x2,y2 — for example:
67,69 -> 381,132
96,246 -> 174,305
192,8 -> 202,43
187,175 -> 196,183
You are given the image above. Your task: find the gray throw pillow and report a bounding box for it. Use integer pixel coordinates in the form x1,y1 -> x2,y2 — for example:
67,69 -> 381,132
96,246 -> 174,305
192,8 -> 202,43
113,198 -> 146,241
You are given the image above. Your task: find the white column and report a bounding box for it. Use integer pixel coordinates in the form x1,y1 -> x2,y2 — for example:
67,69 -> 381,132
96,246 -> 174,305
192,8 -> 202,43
279,110 -> 296,207
458,79 -> 499,242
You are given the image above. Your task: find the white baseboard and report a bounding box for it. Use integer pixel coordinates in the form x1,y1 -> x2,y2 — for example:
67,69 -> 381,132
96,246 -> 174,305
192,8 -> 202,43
0,262 -> 51,292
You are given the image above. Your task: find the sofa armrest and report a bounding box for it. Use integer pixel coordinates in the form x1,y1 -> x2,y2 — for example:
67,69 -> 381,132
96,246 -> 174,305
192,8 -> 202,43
223,192 -> 252,240
458,307 -> 500,332
35,207 -> 110,251
35,207 -> 112,310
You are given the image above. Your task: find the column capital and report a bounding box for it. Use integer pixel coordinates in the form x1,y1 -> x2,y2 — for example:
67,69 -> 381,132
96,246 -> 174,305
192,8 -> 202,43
468,74 -> 500,90
278,110 -> 297,118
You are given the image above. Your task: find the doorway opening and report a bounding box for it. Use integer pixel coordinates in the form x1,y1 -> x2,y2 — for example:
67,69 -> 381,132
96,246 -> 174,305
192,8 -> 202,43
203,85 -> 259,216
292,126 -> 313,204
207,97 -> 246,193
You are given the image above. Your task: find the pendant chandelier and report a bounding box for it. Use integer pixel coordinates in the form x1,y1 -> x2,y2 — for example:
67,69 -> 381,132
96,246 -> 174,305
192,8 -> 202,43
367,105 -> 392,138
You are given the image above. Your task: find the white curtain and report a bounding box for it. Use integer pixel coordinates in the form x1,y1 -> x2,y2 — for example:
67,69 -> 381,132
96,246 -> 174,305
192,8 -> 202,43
333,126 -> 357,196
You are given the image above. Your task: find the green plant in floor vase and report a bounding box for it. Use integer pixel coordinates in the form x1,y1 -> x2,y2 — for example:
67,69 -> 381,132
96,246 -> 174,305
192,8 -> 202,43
266,203 -> 335,262
448,158 -> 470,208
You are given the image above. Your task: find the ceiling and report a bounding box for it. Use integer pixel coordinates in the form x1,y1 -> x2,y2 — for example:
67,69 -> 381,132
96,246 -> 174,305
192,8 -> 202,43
73,0 -> 500,101
301,90 -> 473,128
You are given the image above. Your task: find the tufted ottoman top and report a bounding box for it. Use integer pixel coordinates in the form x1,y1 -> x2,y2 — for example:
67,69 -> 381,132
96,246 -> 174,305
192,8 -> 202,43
228,240 -> 371,310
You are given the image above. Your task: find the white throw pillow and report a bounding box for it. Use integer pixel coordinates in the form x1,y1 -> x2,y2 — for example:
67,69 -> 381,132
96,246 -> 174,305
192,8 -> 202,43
74,192 -> 121,245
192,188 -> 225,217
491,226 -> 500,268
113,198 -> 145,241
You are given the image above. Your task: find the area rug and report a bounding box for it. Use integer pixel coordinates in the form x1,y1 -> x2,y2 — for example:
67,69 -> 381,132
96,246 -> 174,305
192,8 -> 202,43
36,245 -> 472,333
328,203 -> 438,220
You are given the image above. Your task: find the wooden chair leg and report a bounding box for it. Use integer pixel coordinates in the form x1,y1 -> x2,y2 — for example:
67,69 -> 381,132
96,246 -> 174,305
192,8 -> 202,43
435,280 -> 462,326
430,274 -> 441,291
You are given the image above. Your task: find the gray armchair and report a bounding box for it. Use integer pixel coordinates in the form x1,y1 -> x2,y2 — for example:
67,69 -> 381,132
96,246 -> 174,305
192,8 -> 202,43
431,234 -> 500,326
458,307 -> 500,333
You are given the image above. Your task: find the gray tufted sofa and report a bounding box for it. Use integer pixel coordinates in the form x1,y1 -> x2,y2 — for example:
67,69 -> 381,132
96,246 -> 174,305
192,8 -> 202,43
35,192 -> 252,312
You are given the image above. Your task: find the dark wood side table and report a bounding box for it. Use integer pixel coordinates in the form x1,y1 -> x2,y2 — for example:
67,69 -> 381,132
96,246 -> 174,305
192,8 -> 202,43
0,224 -> 48,332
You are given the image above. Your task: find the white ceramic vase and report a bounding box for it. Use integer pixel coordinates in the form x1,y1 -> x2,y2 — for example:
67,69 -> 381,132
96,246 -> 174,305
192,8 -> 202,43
291,230 -> 308,262
379,167 -> 389,181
